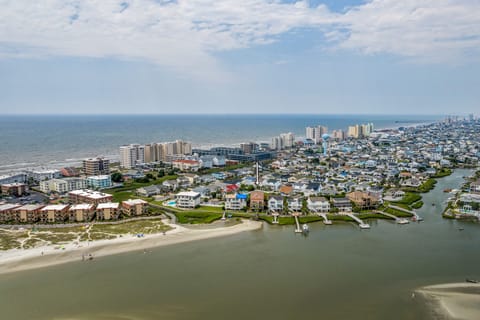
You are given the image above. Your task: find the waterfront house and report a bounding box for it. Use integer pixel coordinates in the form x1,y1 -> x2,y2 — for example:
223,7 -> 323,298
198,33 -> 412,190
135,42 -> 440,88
69,203 -> 95,222
175,191 -> 201,208
250,191 -> 265,211
307,197 -> 330,213
224,193 -> 247,210
96,202 -> 120,220
122,199 -> 149,216
331,198 -> 352,212
268,196 -> 284,212
347,191 -> 380,210
287,197 -> 303,212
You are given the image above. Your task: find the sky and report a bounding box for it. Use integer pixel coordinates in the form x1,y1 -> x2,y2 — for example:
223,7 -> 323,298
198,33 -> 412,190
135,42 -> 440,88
0,0 -> 479,115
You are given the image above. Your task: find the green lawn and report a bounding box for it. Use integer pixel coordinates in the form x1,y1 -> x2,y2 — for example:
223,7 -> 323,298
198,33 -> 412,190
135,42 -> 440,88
174,211 -> 223,224
397,193 -> 422,205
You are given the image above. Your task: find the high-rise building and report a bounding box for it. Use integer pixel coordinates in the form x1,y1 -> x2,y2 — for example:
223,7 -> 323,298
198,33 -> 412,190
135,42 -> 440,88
306,127 -> 316,140
280,132 -> 295,148
332,130 -> 345,140
240,142 -> 257,154
83,157 -> 110,176
119,144 -> 144,169
271,136 -> 283,150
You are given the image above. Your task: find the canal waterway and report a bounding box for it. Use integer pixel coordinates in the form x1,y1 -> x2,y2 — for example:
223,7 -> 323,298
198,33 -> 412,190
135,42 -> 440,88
0,169 -> 478,320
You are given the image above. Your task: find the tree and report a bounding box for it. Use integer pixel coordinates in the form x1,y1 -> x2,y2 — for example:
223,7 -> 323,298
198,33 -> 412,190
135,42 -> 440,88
111,172 -> 123,183
158,169 -> 165,177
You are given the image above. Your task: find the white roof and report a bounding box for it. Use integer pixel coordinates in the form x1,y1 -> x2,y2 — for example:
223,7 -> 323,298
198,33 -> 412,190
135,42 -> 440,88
123,199 -> 148,205
70,203 -> 94,211
0,203 -> 22,211
16,204 -> 44,211
97,202 -> 119,209
176,191 -> 200,197
69,189 -> 111,199
86,175 -> 111,180
41,204 -> 69,211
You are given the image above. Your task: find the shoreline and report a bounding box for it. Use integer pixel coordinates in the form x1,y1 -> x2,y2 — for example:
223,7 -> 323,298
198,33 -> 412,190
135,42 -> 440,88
0,219 -> 263,276
416,283 -> 480,320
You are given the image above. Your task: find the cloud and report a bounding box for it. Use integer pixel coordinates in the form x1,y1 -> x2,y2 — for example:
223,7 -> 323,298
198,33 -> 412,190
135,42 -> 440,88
0,0 -> 479,79
337,0 -> 480,63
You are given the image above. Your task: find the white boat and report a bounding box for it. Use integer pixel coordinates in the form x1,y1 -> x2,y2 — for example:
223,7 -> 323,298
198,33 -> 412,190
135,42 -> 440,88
397,218 -> 410,224
302,224 -> 309,233
359,223 -> 370,229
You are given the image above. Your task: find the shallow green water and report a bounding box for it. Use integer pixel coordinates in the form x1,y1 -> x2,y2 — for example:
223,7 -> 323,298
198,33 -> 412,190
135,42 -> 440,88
0,169 -> 478,320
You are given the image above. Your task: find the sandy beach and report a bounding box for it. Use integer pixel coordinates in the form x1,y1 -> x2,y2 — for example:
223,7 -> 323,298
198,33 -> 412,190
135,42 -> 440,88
416,283 -> 480,320
0,219 -> 263,275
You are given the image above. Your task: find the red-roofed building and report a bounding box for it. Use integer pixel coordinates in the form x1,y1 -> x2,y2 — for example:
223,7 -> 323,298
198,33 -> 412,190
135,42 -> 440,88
172,160 -> 200,172
225,184 -> 239,193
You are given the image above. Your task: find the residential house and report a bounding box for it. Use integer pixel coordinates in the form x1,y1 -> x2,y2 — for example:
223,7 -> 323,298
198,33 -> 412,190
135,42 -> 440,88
175,191 -> 201,208
287,197 -> 303,212
225,193 -> 247,210
331,198 -> 352,212
347,191 -> 380,210
250,191 -> 265,211
307,197 -> 330,213
268,196 -> 284,212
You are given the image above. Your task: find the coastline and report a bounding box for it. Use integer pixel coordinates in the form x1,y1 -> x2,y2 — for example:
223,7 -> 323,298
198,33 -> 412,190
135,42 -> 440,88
416,283 -> 480,320
0,219 -> 263,275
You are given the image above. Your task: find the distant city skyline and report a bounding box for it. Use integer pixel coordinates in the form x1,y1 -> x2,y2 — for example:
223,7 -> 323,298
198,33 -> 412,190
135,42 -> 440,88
1,0 -> 479,115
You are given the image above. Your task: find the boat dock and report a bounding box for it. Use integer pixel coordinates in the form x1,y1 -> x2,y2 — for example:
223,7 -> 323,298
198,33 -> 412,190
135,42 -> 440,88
292,212 -> 303,233
345,213 -> 370,229
271,212 -> 279,224
317,212 -> 332,225
387,205 -> 423,221
373,210 -> 409,224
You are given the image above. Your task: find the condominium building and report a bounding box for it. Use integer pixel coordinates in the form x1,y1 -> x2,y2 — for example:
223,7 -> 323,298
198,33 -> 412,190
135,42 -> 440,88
68,189 -> 113,205
40,178 -> 87,194
86,175 -> 112,189
120,144 -> 145,169
1,183 -> 28,197
96,202 -> 120,220
26,169 -> 62,182
175,191 -> 201,208
120,140 -> 192,168
69,204 -> 95,222
0,203 -> 21,222
14,204 -> 45,223
121,199 -> 148,216
307,197 -> 330,213
40,204 -> 70,223
83,157 -> 110,176
306,126 -> 328,144
280,132 -> 295,148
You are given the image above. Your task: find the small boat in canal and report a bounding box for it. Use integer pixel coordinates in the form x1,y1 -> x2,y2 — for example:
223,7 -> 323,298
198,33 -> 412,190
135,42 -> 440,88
466,279 -> 478,284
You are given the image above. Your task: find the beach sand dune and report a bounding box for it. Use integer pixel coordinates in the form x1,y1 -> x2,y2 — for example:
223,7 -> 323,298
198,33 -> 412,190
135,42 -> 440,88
417,283 -> 480,320
0,219 -> 263,275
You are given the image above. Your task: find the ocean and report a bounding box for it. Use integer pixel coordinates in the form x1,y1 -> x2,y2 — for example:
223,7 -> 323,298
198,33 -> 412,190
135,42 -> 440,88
0,114 -> 441,174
